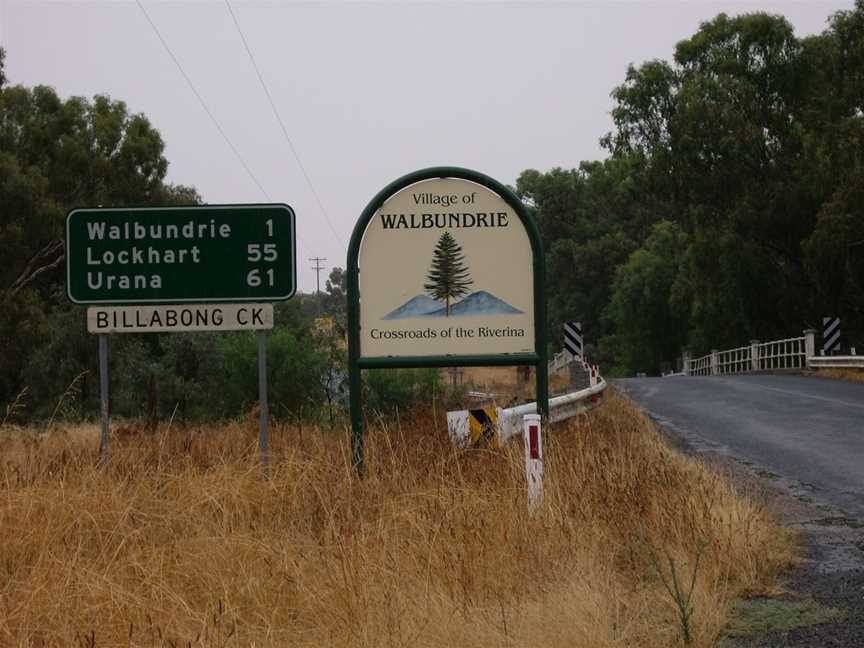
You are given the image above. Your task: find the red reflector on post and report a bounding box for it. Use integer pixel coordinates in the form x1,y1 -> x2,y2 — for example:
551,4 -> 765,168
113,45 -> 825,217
529,425 -> 539,459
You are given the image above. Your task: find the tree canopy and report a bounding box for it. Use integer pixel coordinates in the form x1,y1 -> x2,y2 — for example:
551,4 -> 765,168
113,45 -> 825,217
521,2 -> 864,374
0,49 -> 203,415
3,2 -> 863,409
0,51 -> 436,423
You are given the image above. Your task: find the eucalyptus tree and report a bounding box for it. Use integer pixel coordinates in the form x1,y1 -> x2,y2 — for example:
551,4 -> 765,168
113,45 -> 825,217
0,48 -> 199,413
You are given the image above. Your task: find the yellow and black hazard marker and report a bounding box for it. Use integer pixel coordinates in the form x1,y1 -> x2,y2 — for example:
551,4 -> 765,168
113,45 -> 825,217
469,407 -> 498,449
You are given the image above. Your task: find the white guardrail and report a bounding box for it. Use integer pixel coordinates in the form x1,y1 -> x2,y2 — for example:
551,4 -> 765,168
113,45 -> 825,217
808,356 -> 864,369
682,329 -> 862,376
447,377 -> 607,447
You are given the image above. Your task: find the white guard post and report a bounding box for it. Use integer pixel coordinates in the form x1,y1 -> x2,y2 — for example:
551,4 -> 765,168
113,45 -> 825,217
523,413 -> 543,512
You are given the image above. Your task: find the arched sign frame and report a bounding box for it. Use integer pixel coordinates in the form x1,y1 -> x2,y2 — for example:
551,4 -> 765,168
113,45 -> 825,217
347,167 -> 548,474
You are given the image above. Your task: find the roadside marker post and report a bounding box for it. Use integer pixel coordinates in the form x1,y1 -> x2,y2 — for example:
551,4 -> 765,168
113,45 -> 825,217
523,413 -> 543,512
823,317 -> 841,355
563,321 -> 583,360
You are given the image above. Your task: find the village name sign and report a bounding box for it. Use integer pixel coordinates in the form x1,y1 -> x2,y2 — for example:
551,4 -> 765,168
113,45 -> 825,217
347,167 -> 548,474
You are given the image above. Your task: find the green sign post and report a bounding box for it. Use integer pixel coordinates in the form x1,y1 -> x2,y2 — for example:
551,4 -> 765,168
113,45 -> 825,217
347,167 -> 548,476
66,204 -> 295,304
65,203 -> 295,476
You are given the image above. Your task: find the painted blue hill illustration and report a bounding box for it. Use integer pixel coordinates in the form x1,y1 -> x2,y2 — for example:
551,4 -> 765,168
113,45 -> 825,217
381,294 -> 443,320
383,290 -> 523,320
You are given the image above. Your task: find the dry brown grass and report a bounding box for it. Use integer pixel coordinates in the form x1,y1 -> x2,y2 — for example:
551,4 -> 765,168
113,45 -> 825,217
813,367 -> 864,384
0,391 -> 796,647
457,366 -> 572,400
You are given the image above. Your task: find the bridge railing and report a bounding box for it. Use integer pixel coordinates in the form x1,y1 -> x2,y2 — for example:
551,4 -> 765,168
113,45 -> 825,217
759,337 -> 807,370
684,332 -> 812,376
689,353 -> 713,376
718,344 -> 755,374
682,331 -> 864,374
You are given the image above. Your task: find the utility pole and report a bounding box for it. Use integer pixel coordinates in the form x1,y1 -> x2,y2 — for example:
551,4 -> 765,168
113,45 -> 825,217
310,257 -> 327,314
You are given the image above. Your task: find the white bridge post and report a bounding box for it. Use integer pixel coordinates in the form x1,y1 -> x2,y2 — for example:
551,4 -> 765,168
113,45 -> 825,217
804,329 -> 817,367
750,340 -> 760,372
682,351 -> 691,376
711,350 -> 719,376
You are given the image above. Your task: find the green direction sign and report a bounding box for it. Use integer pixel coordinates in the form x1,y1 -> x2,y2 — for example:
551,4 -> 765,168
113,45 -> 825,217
66,204 -> 296,304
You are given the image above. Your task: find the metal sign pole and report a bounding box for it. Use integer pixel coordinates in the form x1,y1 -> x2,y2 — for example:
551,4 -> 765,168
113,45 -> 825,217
258,330 -> 270,480
98,333 -> 110,466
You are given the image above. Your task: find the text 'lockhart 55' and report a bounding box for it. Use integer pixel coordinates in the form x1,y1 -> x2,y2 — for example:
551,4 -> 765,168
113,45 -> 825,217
66,204 -> 296,304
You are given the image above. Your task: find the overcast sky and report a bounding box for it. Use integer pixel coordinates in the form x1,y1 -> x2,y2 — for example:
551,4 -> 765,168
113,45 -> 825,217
1,0 -> 853,292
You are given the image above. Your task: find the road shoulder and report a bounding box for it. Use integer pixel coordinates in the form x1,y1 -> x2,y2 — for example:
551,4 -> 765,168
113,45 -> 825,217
646,411 -> 864,647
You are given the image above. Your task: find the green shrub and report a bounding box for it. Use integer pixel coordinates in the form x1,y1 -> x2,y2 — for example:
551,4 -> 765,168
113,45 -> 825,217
363,368 -> 441,413
219,328 -> 327,417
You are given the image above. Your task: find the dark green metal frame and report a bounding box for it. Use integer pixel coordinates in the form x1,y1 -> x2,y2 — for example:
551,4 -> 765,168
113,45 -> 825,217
347,166 -> 548,475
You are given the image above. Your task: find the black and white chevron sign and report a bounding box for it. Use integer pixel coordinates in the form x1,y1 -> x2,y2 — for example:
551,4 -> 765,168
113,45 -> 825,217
563,321 -> 583,359
823,317 -> 841,354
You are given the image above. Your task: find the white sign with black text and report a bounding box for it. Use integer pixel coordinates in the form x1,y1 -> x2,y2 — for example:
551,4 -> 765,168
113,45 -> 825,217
358,177 -> 535,358
86,303 -> 274,334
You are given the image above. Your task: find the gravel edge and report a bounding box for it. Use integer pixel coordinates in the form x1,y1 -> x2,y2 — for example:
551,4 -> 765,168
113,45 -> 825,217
647,412 -> 864,647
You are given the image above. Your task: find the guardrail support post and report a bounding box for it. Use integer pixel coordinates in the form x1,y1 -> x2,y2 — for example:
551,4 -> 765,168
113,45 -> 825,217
804,329 -> 817,368
682,351 -> 691,376
750,340 -> 760,372
710,349 -> 719,375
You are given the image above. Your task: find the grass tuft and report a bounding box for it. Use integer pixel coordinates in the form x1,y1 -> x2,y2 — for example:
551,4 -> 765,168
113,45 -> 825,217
724,597 -> 845,637
1,385 -> 29,427
45,370 -> 88,431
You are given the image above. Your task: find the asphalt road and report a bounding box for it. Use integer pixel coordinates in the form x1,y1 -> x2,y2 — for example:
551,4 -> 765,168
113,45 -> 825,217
616,375 -> 864,518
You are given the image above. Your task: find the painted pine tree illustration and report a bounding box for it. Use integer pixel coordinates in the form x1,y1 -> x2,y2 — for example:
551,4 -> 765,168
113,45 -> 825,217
424,231 -> 472,316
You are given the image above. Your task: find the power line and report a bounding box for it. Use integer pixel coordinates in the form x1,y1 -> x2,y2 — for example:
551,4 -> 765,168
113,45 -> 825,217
135,0 -> 311,257
224,0 -> 346,249
136,0 -> 271,201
